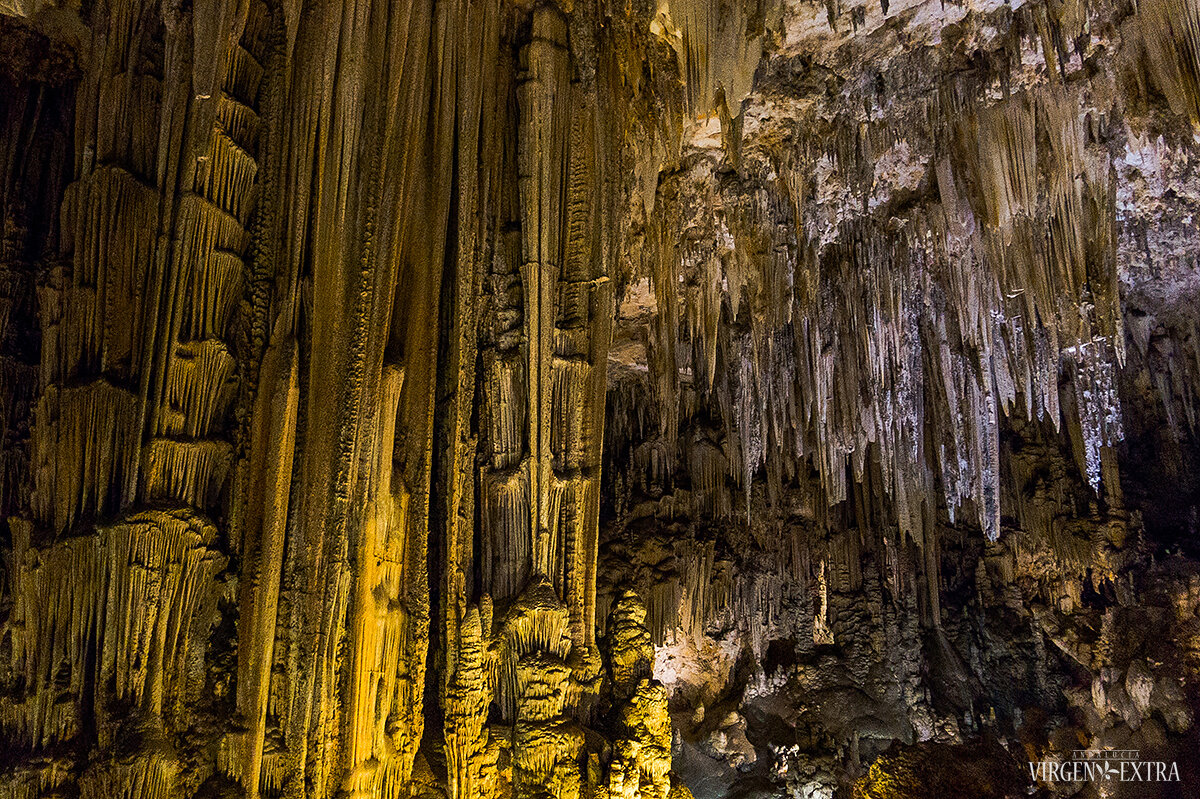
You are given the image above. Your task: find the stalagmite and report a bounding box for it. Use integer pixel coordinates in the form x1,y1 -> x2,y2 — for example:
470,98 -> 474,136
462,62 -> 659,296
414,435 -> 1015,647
445,600 -> 501,799
603,593 -> 674,799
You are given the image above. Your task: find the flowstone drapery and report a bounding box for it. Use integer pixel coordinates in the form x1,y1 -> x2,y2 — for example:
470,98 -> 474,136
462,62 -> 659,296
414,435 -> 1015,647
3,0 -> 1200,795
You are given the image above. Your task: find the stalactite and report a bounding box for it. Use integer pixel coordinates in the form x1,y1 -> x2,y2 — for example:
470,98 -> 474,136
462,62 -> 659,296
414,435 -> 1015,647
141,438 -> 234,507
6,0 -> 263,791
341,364 -> 421,799
160,340 -> 237,438
8,0 -> 1200,796
659,0 -> 767,117
53,166 -> 158,384
1129,0 -> 1200,127
438,1 -> 504,785
519,4 -> 571,576
625,77 -> 1127,546
2,510 -> 220,748
78,750 -> 179,799
30,381 -> 140,533
196,127 -> 259,224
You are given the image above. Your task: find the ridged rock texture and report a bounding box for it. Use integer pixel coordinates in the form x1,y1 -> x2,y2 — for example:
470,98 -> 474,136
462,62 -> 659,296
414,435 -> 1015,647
1,0 -> 1200,795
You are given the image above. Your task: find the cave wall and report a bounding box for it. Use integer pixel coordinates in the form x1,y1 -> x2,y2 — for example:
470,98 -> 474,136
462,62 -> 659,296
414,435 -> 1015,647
0,0 -> 1198,796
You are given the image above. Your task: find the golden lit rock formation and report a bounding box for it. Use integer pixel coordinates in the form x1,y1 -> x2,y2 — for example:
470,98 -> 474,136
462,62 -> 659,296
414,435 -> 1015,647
603,593 -> 672,799
2,0 -> 1200,795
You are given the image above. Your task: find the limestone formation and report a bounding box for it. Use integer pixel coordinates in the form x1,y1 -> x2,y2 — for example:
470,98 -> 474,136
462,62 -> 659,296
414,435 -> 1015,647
2,0 -> 1200,796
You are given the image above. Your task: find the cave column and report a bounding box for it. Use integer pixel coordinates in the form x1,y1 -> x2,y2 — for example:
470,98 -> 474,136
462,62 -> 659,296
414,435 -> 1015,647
518,3 -> 571,576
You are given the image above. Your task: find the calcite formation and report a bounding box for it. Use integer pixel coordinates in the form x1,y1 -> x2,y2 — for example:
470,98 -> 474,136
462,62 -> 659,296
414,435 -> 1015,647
603,593 -> 672,799
1,0 -> 1200,796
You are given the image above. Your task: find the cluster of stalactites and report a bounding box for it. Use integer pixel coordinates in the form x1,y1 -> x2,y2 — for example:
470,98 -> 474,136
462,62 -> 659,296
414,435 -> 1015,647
6,2 -> 270,797
606,537 -> 792,660
1,510 -> 221,755
633,79 -> 1126,544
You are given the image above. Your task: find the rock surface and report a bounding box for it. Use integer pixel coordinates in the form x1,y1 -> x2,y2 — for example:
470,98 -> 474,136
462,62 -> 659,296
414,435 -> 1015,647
0,0 -> 1198,796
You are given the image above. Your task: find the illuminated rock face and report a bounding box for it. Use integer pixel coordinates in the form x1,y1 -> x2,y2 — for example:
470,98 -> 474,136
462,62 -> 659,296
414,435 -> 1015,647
1,0 -> 1200,796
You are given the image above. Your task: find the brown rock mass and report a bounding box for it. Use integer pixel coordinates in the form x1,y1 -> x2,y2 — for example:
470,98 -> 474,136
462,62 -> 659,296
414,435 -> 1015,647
1,0 -> 1200,796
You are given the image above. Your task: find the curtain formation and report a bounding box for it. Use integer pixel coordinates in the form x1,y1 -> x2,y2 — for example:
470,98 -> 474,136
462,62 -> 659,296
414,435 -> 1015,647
0,0 -> 1199,796
0,0 -> 656,796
